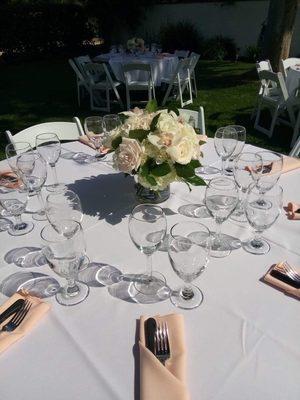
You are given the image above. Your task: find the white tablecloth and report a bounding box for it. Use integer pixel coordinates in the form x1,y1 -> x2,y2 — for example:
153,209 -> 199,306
95,53 -> 178,86
286,65 -> 300,96
0,140 -> 299,400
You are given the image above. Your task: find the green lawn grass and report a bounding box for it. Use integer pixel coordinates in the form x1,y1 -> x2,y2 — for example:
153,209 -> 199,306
0,58 -> 295,160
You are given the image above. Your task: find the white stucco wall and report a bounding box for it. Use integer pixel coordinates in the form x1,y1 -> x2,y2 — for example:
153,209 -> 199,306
137,1 -> 300,56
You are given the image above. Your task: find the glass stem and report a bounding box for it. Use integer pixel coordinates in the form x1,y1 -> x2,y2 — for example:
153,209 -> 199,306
180,285 -> 194,300
215,220 -> 222,242
50,164 -> 59,186
37,191 -> 45,214
252,231 -> 263,247
221,159 -> 225,175
14,215 -> 23,226
145,254 -> 153,278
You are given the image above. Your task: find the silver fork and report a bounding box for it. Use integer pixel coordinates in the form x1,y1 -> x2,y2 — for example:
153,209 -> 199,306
282,261 -> 300,282
0,300 -> 32,333
154,321 -> 170,365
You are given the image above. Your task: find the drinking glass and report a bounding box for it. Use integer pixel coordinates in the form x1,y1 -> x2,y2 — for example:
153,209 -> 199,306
16,152 -> 48,221
243,184 -> 283,255
255,151 -> 283,205
168,221 -> 211,309
232,152 -> 263,222
0,187 -> 33,235
41,221 -> 89,306
36,133 -> 63,192
214,126 -> 238,175
224,125 -> 246,175
205,177 -> 239,257
45,190 -> 83,236
128,204 -> 167,298
5,142 -> 33,176
103,114 -> 121,136
84,116 -> 106,159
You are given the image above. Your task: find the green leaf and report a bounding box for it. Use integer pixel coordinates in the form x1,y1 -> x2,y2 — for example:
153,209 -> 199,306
146,175 -> 157,186
119,113 -> 129,124
145,99 -> 158,113
150,113 -> 161,132
199,140 -> 207,146
151,162 -> 172,177
184,175 -> 206,186
129,129 -> 150,142
111,136 -> 122,149
167,105 -> 180,116
175,163 -> 195,178
189,159 -> 201,169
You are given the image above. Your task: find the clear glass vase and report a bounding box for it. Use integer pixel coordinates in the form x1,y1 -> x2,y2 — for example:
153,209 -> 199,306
135,183 -> 170,204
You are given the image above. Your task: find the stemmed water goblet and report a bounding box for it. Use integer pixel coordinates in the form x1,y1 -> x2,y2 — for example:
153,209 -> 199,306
103,114 -> 121,136
41,220 -> 89,306
243,184 -> 283,255
128,204 -> 167,298
0,187 -> 33,235
16,152 -> 48,221
168,221 -> 211,309
224,125 -> 246,175
84,116 -> 107,159
205,177 -> 239,257
214,126 -> 238,175
231,152 -> 263,222
36,132 -> 64,192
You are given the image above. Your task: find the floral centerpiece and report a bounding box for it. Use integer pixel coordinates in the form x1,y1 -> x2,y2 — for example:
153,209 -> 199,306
105,101 -> 206,202
127,37 -> 145,52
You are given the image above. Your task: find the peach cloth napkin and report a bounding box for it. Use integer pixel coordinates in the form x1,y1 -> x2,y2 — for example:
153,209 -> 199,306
0,292 -> 50,354
263,262 -> 300,299
0,170 -> 21,189
78,135 -> 109,153
281,156 -> 300,173
285,202 -> 300,220
139,314 -> 190,400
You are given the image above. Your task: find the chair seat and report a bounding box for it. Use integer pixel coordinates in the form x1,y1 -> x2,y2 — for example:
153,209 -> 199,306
94,80 -> 122,89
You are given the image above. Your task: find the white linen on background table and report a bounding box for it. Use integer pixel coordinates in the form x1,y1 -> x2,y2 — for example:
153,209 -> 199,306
0,139 -> 299,400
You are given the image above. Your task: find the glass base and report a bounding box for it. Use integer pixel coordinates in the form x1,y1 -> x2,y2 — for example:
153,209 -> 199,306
134,271 -> 167,298
46,183 -> 67,193
211,233 -> 232,258
242,237 -> 270,255
32,211 -> 47,221
196,165 -> 220,175
8,221 -> 34,236
170,285 -> 203,309
56,281 -> 90,306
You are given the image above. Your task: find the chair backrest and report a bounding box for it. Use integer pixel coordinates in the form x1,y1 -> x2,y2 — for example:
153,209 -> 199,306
290,123 -> 300,157
189,52 -> 200,73
178,107 -> 206,134
256,60 -> 273,73
83,62 -> 106,84
174,50 -> 190,58
173,58 -> 191,81
281,57 -> 300,70
5,118 -> 84,151
69,58 -> 88,86
258,70 -> 288,100
74,55 -> 92,75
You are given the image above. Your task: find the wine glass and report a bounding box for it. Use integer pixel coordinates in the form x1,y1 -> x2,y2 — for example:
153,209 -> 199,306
168,221 -> 211,309
16,153 -> 48,221
205,177 -> 239,257
214,127 -> 238,175
103,114 -> 121,136
41,221 -> 89,306
84,116 -> 106,159
0,187 -> 33,235
231,152 -> 263,222
128,204 -> 167,298
224,125 -> 246,175
243,184 -> 283,255
255,151 -> 283,205
36,133 -> 64,192
5,142 -> 33,176
45,190 -> 83,236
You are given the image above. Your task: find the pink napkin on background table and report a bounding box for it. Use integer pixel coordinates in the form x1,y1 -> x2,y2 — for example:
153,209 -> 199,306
139,314 -> 190,400
0,292 -> 50,354
284,202 -> 300,220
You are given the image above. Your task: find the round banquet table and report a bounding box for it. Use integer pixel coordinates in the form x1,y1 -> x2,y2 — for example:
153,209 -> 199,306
94,52 -> 178,86
0,139 -> 299,400
286,65 -> 300,96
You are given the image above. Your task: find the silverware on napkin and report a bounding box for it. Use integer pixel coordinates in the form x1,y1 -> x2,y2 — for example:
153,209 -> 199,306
144,318 -> 157,355
0,298 -> 25,325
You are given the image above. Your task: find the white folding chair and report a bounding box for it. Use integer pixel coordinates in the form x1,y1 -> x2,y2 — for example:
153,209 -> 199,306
255,60 -> 277,95
254,70 -> 296,138
74,55 -> 92,75
162,58 -> 193,108
83,62 -> 123,112
290,121 -> 300,156
280,57 -> 300,79
69,58 -> 91,106
5,118 -> 84,151
178,107 -> 206,134
122,63 -> 156,110
174,50 -> 190,59
189,52 -> 200,97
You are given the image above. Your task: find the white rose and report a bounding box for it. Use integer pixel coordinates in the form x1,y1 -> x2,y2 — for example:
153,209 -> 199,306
156,113 -> 180,135
166,136 -> 194,165
113,138 -> 142,173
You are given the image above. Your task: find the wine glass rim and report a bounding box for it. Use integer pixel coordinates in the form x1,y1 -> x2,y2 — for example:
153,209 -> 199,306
207,176 -> 237,189
169,221 -> 210,239
5,141 -> 32,152
236,152 -> 262,161
40,220 -> 82,243
84,116 -> 103,121
46,189 -> 79,204
36,132 -> 59,141
256,150 -> 283,159
248,182 -> 283,196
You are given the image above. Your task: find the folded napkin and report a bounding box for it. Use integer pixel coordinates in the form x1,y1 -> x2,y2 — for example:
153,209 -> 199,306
0,292 -> 50,354
282,156 -> 300,173
284,202 -> 300,220
139,314 -> 190,400
78,135 -> 109,153
263,262 -> 300,299
0,171 -> 21,189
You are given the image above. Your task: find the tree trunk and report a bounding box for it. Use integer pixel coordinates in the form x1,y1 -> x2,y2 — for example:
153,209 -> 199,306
262,0 -> 298,72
